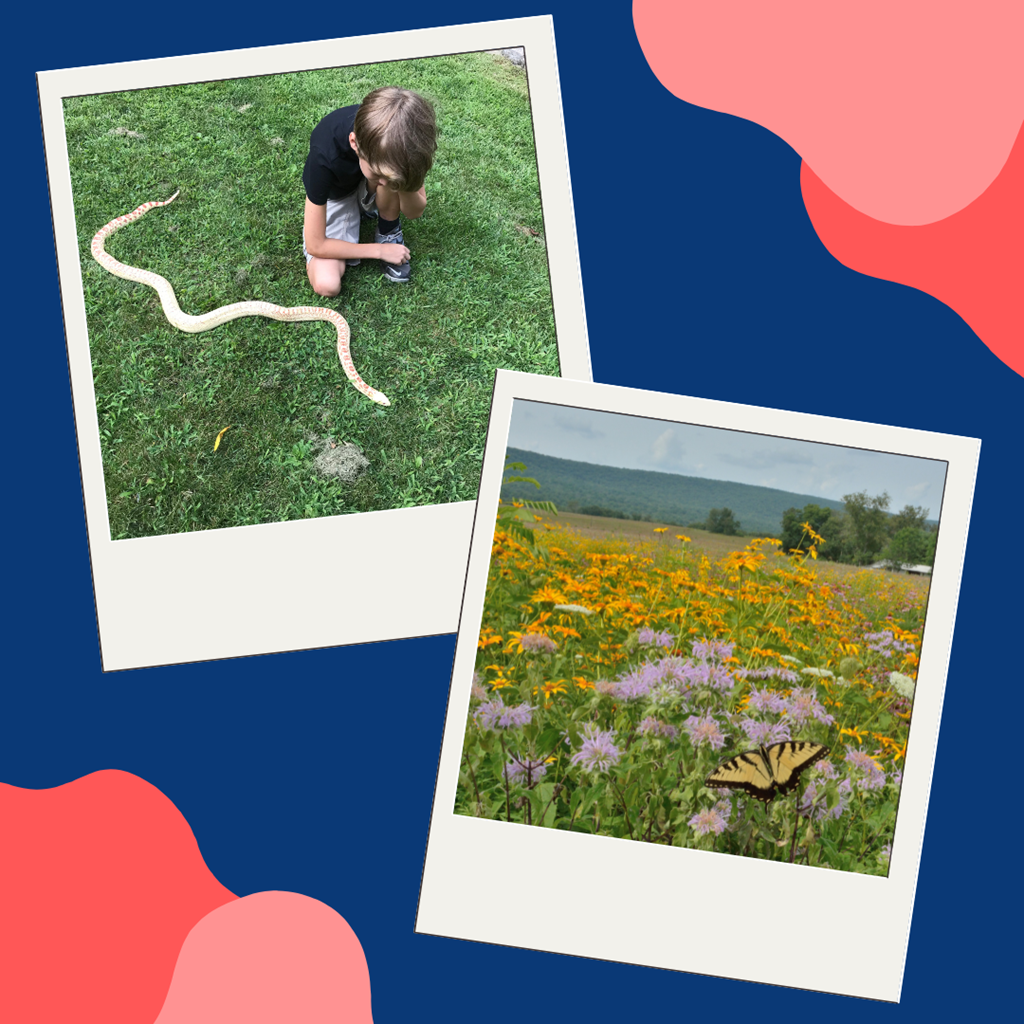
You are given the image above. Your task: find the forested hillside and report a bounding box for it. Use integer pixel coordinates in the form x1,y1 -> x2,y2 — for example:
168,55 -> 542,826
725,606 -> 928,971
501,447 -> 846,535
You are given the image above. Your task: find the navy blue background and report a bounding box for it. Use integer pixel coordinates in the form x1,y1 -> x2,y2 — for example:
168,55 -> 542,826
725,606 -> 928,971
5,2 -> 1019,1017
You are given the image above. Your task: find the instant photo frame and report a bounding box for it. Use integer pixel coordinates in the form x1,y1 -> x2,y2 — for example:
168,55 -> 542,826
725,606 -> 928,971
417,369 -> 980,1002
38,17 -> 590,671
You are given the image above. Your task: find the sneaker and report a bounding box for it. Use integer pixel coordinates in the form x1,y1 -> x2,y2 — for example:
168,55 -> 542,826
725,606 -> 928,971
376,225 -> 410,283
358,180 -> 378,220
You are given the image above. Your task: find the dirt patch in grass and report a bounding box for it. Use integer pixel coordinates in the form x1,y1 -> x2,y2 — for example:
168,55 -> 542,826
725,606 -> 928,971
312,438 -> 369,482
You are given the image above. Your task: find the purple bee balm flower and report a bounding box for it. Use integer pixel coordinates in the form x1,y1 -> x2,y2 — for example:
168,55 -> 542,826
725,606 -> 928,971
474,698 -> 533,731
736,666 -> 799,684
746,686 -> 787,714
707,664 -> 735,692
638,716 -> 679,740
799,777 -> 851,821
498,702 -> 535,729
614,661 -> 665,701
681,659 -> 735,693
520,633 -> 558,654
844,747 -> 887,789
473,699 -> 503,730
503,756 -> 548,786
638,627 -> 675,648
679,660 -> 708,689
739,718 -> 792,745
684,713 -> 727,750
641,657 -> 693,700
689,806 -> 728,836
645,680 -> 681,707
613,668 -> 649,701
691,638 -> 734,663
653,655 -> 690,685
783,688 -> 835,727
863,630 -> 914,656
570,724 -> 621,773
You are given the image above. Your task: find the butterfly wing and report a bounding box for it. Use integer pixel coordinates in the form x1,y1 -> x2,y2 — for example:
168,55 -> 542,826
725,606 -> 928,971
765,741 -> 830,797
705,747 -> 776,802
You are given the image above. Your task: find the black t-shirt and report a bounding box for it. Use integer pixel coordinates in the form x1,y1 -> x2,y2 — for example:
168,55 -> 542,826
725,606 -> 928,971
302,105 -> 363,205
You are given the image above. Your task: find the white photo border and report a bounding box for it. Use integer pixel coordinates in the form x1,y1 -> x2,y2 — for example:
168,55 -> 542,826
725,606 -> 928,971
37,17 -> 590,671
417,369 -> 980,1002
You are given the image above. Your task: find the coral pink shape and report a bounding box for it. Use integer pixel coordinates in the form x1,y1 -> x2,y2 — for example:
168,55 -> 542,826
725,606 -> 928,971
801,121 -> 1023,377
153,890 -> 374,1023
0,770 -> 238,1024
633,1 -> 1024,224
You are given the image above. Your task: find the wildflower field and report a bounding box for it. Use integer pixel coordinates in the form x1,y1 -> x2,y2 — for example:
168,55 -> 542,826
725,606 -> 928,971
457,505 -> 927,875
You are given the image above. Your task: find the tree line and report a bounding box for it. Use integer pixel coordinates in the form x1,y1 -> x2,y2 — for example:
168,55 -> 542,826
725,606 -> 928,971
690,493 -> 935,571
780,492 -> 936,569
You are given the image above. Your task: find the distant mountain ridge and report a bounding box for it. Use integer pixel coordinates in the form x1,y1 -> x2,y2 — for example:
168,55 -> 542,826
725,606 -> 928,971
502,447 -> 847,535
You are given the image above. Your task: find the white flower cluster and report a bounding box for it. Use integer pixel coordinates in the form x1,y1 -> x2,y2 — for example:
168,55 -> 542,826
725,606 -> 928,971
889,671 -> 916,699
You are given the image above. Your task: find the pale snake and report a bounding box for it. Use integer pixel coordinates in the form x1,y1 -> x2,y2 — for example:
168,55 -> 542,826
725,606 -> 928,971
90,191 -> 390,406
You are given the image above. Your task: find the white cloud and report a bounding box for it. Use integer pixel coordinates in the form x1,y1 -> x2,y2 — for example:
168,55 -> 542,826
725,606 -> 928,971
649,428 -> 686,468
554,413 -> 605,439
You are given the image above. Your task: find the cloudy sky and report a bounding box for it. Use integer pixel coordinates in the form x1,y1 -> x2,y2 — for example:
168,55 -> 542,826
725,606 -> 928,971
507,400 -> 948,518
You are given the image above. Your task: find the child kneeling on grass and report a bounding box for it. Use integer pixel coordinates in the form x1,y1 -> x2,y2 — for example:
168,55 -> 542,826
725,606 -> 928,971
302,86 -> 436,295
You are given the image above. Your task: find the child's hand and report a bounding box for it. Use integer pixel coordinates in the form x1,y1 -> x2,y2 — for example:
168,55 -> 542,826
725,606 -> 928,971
378,242 -> 410,265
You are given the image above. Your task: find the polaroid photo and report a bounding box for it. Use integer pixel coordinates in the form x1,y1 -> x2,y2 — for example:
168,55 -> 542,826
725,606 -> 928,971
38,16 -> 590,671
417,369 -> 980,1001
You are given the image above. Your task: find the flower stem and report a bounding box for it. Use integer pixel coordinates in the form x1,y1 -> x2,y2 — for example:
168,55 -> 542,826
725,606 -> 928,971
500,733 -> 512,822
609,778 -> 635,840
464,753 -> 484,817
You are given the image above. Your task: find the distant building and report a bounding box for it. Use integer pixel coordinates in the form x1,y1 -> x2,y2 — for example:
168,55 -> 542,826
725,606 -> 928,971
869,562 -> 932,576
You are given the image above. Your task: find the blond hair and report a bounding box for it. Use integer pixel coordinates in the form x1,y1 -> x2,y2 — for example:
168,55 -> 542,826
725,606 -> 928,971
353,87 -> 437,193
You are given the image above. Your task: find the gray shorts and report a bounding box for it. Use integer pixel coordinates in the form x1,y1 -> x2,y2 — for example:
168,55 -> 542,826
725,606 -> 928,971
302,182 -> 366,264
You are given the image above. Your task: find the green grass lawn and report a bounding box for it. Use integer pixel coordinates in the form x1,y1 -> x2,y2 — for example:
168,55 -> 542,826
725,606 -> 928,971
65,52 -> 558,539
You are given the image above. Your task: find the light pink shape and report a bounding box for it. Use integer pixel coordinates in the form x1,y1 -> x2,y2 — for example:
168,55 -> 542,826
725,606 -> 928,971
154,891 -> 374,1023
633,1 -> 1024,224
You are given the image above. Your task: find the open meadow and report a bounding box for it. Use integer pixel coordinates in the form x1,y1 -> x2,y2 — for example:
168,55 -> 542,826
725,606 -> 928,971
529,509 -> 927,583
457,506 -> 927,875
